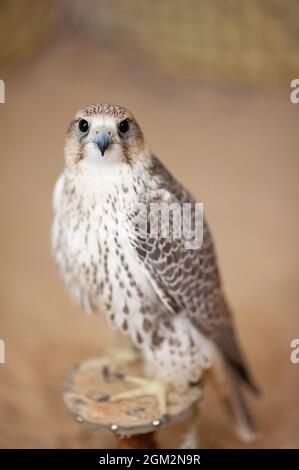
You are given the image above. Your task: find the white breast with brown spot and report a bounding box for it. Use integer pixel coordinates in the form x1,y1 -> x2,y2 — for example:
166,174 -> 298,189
52,159 -> 213,389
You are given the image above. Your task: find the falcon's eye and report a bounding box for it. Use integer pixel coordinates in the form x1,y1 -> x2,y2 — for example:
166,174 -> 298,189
118,119 -> 130,134
78,119 -> 89,133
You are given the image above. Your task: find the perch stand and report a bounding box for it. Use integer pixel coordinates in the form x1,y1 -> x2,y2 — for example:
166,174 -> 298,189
63,350 -> 203,448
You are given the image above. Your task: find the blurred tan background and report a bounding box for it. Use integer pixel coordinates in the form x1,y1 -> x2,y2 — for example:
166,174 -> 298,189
0,0 -> 298,448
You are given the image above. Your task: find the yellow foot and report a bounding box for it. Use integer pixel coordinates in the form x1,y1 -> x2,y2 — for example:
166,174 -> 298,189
105,347 -> 140,368
108,376 -> 168,420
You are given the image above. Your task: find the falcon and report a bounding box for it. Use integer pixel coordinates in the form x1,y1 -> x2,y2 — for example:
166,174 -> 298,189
52,103 -> 259,441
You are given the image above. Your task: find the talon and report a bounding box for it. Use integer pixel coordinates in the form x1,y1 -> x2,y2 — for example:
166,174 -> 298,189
114,371 -> 125,380
102,365 -> 110,381
97,393 -> 111,401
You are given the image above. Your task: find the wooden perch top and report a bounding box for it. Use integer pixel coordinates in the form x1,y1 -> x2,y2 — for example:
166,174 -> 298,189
63,351 -> 204,438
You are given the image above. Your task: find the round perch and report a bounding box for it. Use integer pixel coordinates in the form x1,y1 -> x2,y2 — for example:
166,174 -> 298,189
63,351 -> 203,448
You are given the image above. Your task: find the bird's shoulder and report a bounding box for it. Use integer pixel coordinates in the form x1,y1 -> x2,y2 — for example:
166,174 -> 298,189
142,155 -> 194,204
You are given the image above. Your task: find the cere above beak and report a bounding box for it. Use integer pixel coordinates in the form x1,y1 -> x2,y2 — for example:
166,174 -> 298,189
94,132 -> 110,156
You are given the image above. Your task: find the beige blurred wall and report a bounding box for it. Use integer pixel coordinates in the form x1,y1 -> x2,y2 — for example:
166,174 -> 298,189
0,0 -> 298,448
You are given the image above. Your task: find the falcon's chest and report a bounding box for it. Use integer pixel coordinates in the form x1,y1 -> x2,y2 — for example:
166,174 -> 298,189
52,170 -> 158,339
52,167 -> 214,389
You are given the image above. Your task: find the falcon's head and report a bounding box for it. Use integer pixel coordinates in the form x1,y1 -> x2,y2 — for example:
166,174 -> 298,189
65,103 -> 145,169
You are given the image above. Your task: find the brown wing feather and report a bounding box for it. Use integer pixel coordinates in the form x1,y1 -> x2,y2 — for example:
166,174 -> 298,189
129,156 -> 258,393
129,156 -> 227,330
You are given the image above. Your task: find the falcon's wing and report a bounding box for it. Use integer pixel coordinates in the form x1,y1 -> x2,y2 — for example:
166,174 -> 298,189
128,156 -> 226,333
128,156 -> 258,394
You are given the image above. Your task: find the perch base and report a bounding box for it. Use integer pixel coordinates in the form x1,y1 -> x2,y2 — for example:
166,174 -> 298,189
63,352 -> 203,447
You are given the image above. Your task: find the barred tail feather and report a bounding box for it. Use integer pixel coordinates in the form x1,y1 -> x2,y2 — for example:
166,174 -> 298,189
211,347 -> 257,443
223,364 -> 257,443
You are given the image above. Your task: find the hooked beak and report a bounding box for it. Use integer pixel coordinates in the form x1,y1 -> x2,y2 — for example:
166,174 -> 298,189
94,132 -> 110,156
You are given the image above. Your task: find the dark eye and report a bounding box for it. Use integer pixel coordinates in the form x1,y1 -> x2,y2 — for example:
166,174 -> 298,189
78,119 -> 89,133
118,119 -> 130,134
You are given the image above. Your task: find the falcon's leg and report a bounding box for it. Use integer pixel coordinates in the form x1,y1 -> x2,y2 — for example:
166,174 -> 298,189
104,345 -> 140,368
108,376 -> 168,419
